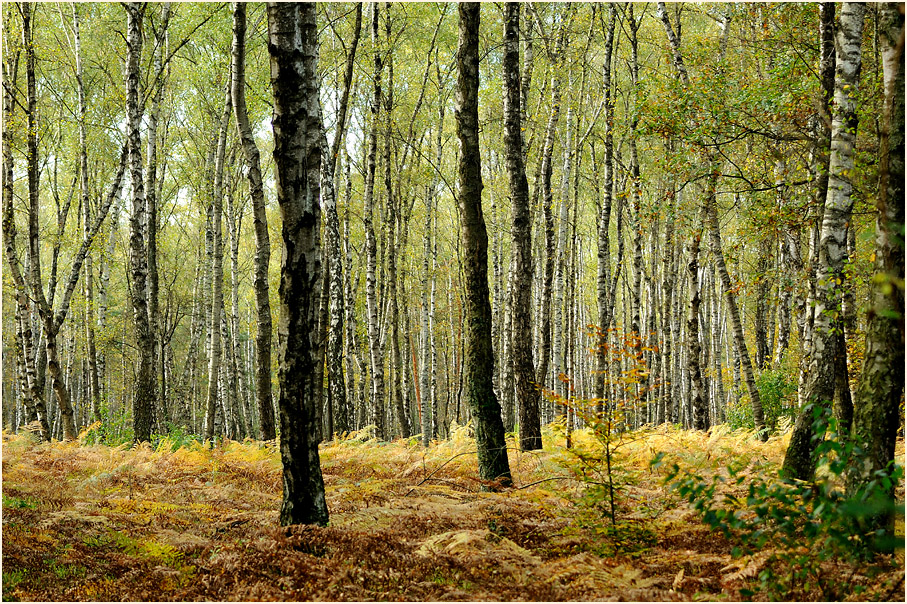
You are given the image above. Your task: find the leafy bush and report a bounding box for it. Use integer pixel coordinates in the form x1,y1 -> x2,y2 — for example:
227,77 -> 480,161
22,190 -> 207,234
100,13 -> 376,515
662,409 -> 904,600
79,408 -> 133,447
726,369 -> 797,433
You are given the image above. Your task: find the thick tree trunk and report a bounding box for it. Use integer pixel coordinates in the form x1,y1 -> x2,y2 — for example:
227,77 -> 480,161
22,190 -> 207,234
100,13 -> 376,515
231,2 -> 276,441
267,1 -> 329,527
457,3 -> 512,488
503,3 -> 542,451
783,2 -> 866,481
848,1 -> 904,531
124,3 -> 155,443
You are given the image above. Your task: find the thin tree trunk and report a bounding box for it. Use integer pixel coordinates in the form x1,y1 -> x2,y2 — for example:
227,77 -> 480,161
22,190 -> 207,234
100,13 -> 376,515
231,1 -> 275,440
71,4 -> 102,424
203,87 -> 232,441
595,5 -> 616,412
364,2 -> 386,439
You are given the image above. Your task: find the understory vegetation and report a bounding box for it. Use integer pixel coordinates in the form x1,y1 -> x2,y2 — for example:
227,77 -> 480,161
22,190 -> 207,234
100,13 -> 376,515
3,424 -> 903,602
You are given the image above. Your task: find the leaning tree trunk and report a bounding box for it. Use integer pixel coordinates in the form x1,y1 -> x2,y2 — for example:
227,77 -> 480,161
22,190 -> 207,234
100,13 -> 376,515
783,2 -> 866,481
457,2 -> 512,489
707,179 -> 767,438
503,2 -> 542,452
847,2 -> 904,533
3,45 -> 50,441
231,1 -> 276,440
267,1 -> 329,527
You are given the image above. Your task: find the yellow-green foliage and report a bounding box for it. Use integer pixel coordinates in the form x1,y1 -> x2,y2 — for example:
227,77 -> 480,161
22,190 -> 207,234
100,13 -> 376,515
2,425 -> 903,602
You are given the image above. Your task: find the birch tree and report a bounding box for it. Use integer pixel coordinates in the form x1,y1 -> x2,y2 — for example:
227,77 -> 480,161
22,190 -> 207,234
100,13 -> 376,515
267,0 -> 329,526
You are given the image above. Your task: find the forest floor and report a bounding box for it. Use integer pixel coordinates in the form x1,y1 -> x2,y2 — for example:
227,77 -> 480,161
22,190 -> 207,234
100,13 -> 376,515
2,423 -> 904,602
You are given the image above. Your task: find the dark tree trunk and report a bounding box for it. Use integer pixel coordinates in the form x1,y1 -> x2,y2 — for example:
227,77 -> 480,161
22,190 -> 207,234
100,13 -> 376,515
125,2 -> 155,443
503,3 -> 542,452
231,2 -> 276,441
457,2 -> 512,489
267,1 -> 329,526
595,5 -> 616,412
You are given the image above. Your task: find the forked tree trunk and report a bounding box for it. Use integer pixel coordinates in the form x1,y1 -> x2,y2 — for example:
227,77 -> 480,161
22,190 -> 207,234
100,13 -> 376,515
267,1 -> 329,527
3,45 -> 50,440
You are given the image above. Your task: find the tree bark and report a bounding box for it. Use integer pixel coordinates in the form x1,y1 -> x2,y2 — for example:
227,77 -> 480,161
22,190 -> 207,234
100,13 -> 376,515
503,3 -> 542,451
203,86 -> 232,441
798,2 -> 837,411
231,1 -> 276,441
145,3 -> 172,429
457,2 -> 512,488
364,2 -> 386,439
71,4 -> 102,425
595,5 -> 617,412
783,2 -> 866,481
848,1 -> 904,531
124,2 -> 155,443
267,1 -> 329,526
3,43 -> 50,441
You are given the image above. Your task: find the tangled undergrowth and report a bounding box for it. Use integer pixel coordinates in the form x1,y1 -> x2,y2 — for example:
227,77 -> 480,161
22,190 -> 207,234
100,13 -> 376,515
2,423 -> 903,601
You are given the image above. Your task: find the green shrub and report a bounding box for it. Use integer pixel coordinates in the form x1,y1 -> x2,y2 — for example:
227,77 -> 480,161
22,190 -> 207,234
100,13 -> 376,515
726,369 -> 797,434
661,409 -> 904,600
